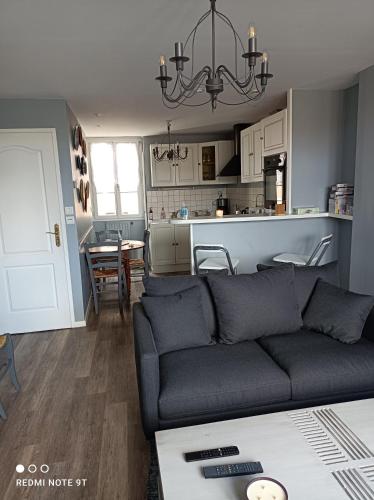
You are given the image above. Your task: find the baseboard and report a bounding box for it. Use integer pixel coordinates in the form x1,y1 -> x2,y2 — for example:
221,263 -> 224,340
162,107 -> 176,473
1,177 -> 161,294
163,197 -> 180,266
72,320 -> 86,328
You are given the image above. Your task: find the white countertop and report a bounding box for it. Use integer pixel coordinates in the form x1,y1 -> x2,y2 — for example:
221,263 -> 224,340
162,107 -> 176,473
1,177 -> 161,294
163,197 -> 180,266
149,212 -> 352,225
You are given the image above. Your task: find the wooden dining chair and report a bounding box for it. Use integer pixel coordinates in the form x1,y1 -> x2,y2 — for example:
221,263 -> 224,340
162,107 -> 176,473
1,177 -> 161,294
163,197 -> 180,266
84,240 -> 127,314
128,230 -> 150,280
95,229 -> 123,242
0,333 -> 20,420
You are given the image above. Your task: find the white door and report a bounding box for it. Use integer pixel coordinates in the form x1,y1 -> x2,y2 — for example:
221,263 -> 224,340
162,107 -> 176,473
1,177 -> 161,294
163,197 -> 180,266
150,145 -> 175,187
150,225 -> 175,267
262,110 -> 287,154
175,144 -> 198,186
0,130 -> 72,334
175,225 -> 190,264
241,128 -> 251,183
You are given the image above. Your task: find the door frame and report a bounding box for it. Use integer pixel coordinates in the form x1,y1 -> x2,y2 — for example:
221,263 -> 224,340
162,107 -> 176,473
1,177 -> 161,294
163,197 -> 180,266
0,128 -> 75,329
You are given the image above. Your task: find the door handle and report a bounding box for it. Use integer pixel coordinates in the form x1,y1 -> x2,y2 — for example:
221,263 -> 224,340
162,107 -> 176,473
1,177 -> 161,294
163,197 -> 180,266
46,223 -> 61,247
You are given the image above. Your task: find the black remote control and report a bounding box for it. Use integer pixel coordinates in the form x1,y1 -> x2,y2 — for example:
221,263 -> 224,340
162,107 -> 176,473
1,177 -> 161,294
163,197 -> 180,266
184,446 -> 239,462
203,461 -> 263,479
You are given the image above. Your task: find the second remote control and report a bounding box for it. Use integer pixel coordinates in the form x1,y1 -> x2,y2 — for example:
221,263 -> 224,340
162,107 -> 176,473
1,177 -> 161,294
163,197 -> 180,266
203,462 -> 263,479
184,446 -> 239,462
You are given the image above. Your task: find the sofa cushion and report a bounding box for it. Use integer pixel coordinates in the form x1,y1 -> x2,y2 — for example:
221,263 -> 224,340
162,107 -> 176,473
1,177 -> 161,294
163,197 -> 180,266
303,279 -> 374,344
257,261 -> 339,313
258,330 -> 374,400
141,286 -> 214,355
159,341 -> 291,420
143,275 -> 216,338
207,266 -> 302,344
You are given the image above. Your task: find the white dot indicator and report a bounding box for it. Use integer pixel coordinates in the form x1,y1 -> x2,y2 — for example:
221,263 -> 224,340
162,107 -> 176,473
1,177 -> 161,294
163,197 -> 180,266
16,464 -> 24,473
40,464 -> 49,473
28,464 -> 37,474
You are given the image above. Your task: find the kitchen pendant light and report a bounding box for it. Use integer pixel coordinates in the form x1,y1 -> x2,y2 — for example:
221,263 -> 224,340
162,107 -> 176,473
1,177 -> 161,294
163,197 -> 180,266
155,0 -> 273,111
152,121 -> 188,162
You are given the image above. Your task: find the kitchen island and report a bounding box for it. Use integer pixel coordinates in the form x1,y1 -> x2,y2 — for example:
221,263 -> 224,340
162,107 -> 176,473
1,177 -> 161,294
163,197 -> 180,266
169,212 -> 351,275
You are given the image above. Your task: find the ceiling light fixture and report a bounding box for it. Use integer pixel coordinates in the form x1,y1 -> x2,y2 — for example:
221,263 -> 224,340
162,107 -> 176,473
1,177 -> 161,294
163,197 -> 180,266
152,121 -> 188,162
155,0 -> 273,111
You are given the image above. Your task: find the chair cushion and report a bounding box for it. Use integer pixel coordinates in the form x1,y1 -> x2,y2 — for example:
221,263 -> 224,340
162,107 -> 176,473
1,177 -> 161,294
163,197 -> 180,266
273,253 -> 309,266
303,279 -> 374,344
199,257 -> 239,271
257,261 -> 339,313
143,275 -> 217,338
159,341 -> 291,420
141,286 -> 214,355
258,330 -> 374,400
207,266 -> 302,344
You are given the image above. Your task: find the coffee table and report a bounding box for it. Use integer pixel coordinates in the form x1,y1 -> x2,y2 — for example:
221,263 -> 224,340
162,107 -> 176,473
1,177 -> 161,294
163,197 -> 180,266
155,399 -> 374,499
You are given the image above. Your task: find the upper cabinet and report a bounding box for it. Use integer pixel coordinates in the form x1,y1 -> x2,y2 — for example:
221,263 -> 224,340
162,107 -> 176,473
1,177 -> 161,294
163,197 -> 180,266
262,109 -> 287,155
150,140 -> 235,187
241,123 -> 264,183
198,140 -> 236,185
241,109 -> 287,183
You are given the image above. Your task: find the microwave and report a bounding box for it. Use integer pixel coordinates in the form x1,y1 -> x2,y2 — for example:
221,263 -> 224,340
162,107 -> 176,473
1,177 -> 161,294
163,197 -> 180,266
263,153 -> 287,210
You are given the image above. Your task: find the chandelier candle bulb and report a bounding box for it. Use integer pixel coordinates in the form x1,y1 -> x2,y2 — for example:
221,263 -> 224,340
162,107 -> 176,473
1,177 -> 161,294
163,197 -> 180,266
175,42 -> 183,58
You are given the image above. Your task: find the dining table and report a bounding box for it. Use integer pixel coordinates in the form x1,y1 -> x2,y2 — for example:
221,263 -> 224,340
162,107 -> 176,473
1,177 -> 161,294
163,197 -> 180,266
88,239 -> 145,298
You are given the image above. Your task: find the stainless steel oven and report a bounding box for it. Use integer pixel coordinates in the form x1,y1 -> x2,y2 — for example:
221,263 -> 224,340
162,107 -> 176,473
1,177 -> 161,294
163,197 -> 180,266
264,153 -> 287,210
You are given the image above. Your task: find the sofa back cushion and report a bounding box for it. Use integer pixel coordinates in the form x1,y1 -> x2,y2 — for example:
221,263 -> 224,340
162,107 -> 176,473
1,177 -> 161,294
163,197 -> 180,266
207,266 -> 302,344
363,306 -> 374,342
141,286 -> 214,355
303,279 -> 374,344
257,261 -> 339,313
143,275 -> 217,338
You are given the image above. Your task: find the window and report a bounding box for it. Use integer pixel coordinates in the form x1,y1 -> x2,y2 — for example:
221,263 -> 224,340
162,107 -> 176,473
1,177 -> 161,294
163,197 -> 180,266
89,140 -> 144,218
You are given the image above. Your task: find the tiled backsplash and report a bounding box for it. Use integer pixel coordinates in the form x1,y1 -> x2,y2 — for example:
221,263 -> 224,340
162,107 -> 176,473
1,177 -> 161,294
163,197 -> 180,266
146,184 -> 264,219
146,188 -> 227,220
227,184 -> 265,211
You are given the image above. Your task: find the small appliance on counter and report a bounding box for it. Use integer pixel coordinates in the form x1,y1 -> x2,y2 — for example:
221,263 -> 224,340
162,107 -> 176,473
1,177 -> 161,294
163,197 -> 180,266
264,153 -> 286,213
215,192 -> 230,215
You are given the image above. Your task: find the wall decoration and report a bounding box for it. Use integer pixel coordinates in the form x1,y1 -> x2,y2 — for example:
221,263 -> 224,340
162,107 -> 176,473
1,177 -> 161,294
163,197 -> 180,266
73,125 -> 81,150
82,139 -> 87,157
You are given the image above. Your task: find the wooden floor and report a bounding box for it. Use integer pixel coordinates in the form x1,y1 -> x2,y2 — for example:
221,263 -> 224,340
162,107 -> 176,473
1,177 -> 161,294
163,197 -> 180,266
0,281 -> 149,500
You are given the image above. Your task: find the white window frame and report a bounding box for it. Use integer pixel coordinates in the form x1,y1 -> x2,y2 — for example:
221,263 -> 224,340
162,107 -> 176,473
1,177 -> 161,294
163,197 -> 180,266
88,137 -> 145,221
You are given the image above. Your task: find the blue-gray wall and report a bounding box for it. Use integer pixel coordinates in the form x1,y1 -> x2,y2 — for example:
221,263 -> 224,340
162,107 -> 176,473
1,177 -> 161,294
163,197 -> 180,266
350,65 -> 374,295
291,90 -> 344,211
0,99 -> 87,322
67,105 -> 93,315
192,217 -> 339,274
341,85 -> 359,185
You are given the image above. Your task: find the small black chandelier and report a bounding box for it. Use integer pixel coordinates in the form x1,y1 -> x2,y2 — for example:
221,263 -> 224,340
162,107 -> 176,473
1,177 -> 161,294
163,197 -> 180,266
155,0 -> 273,111
152,121 -> 188,162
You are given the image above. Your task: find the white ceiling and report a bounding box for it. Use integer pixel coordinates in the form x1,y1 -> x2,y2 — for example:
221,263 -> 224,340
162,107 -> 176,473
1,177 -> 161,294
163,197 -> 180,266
1,0 -> 374,136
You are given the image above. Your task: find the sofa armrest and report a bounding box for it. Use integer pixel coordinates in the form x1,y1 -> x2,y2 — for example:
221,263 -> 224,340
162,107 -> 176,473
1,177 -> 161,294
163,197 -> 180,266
132,302 -> 160,437
363,306 -> 374,343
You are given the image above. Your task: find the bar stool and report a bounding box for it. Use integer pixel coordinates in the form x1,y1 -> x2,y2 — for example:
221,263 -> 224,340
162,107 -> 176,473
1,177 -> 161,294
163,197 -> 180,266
193,245 -> 239,275
273,234 -> 333,266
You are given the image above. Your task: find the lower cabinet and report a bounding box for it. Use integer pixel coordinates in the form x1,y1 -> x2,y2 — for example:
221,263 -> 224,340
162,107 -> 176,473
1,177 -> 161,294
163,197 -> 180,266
150,224 -> 191,273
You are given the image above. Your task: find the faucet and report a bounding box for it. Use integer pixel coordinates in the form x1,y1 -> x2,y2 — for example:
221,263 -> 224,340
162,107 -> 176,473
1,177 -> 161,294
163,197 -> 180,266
256,193 -> 265,208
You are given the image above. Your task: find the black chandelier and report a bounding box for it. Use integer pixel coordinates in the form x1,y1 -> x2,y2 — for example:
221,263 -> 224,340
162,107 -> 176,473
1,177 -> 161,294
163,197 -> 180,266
155,0 -> 273,111
152,121 -> 188,162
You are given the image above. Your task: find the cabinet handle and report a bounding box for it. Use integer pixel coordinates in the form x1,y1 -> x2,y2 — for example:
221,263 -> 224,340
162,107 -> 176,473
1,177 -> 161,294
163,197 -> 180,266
175,242 -> 179,246
249,153 -> 254,157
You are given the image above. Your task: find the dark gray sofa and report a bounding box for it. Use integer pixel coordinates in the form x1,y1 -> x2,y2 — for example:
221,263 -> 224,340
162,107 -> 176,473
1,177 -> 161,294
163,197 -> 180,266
133,270 -> 374,437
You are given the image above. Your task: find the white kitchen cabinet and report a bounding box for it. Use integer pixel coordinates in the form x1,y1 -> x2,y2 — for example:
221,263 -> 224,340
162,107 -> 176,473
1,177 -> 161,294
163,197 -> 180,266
241,123 -> 263,183
175,144 -> 199,186
262,109 -> 287,155
198,141 -> 236,185
150,145 -> 175,187
150,223 -> 190,272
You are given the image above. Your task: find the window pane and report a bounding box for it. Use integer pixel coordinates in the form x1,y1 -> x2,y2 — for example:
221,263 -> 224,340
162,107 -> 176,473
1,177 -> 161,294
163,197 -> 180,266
116,143 -> 139,192
120,192 -> 139,215
90,143 -> 115,192
97,193 -> 116,216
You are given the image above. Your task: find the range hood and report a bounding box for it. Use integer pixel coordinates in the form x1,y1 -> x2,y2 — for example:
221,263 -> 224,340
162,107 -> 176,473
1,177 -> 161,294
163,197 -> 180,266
219,123 -> 250,177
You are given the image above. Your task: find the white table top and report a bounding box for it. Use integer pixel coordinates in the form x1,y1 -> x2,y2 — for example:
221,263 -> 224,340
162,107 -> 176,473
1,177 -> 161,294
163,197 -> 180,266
156,399 -> 374,500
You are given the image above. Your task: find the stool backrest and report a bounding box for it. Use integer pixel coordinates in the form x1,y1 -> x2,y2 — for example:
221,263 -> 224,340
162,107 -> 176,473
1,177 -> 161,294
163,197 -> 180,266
306,233 -> 333,266
193,244 -> 235,275
84,240 -> 122,278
